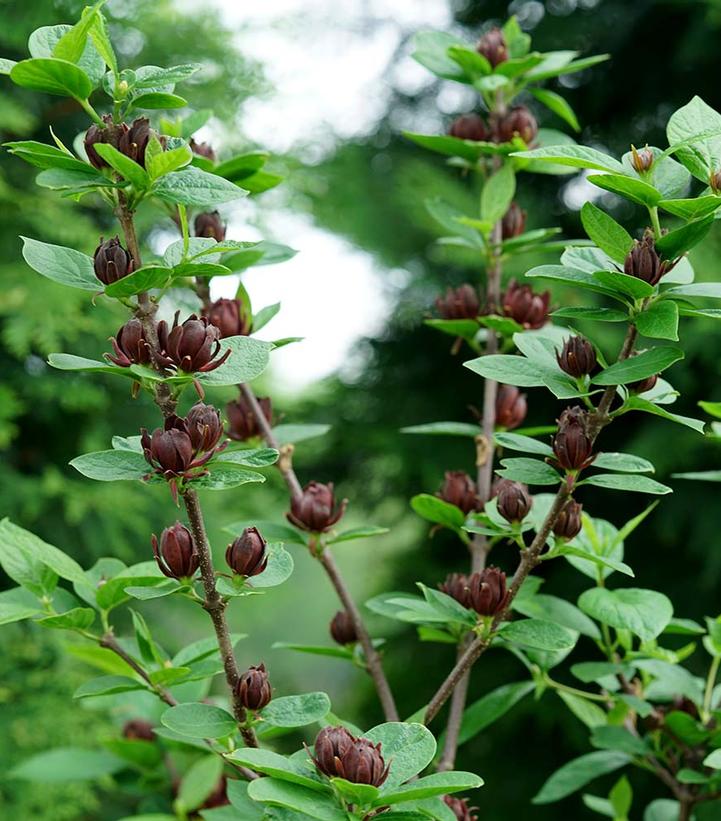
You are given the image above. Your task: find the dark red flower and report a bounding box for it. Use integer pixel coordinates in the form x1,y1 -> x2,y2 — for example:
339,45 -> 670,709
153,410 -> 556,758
185,402 -> 224,453
84,115 -> 123,170
495,384 -> 527,430
501,279 -> 550,329
438,471 -> 480,514
94,236 -> 135,285
122,719 -> 156,742
501,202 -> 526,239
310,727 -> 389,787
190,138 -> 217,162
496,106 -> 538,144
151,522 -> 199,579
237,664 -> 272,711
287,481 -> 348,532
225,527 -> 268,577
117,117 -> 152,167
467,567 -> 509,616
628,373 -> 658,394
556,336 -> 597,378
330,611 -> 358,645
439,573 -> 471,608
105,318 -> 152,367
476,27 -> 508,67
444,795 -> 479,821
205,297 -> 252,338
448,114 -> 489,142
496,481 -> 532,523
195,211 -> 226,242
552,406 -> 595,471
553,498 -> 583,540
435,285 -> 481,320
157,312 -> 231,374
624,229 -> 674,286
226,394 -> 273,441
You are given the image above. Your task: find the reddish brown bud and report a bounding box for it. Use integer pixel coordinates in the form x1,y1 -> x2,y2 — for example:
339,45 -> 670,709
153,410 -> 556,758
195,211 -> 226,242
439,573 -> 471,608
106,318 -> 152,367
122,719 -> 156,742
157,312 -> 231,373
495,384 -> 527,430
476,27 -> 508,68
84,115 -> 122,170
190,138 -> 217,162
205,298 -> 252,338
501,279 -> 550,329
631,145 -> 654,174
117,117 -> 152,167
553,498 -> 583,540
501,202 -> 527,239
94,236 -> 135,285
225,527 -> 268,577
496,106 -> 538,144
310,727 -> 389,787
311,726 -> 354,777
330,611 -> 358,645
448,114 -> 489,142
552,406 -> 594,471
185,402 -> 224,453
142,427 -> 194,477
438,471 -> 480,515
287,481 -> 348,532
496,481 -> 532,523
556,336 -> 597,378
467,567 -> 509,616
628,372 -> 658,394
236,663 -> 272,711
226,394 -> 273,441
151,522 -> 199,579
435,284 -> 481,320
444,795 -> 479,821
624,230 -> 672,286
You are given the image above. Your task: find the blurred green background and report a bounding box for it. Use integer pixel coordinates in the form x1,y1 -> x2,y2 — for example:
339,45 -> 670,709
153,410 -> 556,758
2,0 -> 721,818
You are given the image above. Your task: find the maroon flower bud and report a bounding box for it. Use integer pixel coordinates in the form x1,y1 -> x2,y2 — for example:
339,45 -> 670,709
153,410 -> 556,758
122,719 -> 156,742
435,284 -> 481,320
287,481 -> 348,532
142,427 -> 195,477
439,573 -> 471,608
205,297 -> 252,338
225,527 -> 268,577
157,312 -> 231,373
94,236 -> 135,285
624,230 -> 673,286
444,795 -> 479,821
476,27 -> 508,68
105,318 -> 152,367
628,372 -> 658,394
710,170 -> 721,194
195,211 -> 226,242
501,279 -> 550,330
556,336 -> 597,378
496,480 -> 532,523
236,663 -> 272,711
185,402 -> 224,453
438,471 -> 480,515
226,394 -> 273,441
495,384 -> 527,430
84,114 -> 122,170
190,138 -> 217,163
552,406 -> 595,471
117,117 -> 152,167
501,202 -> 526,239
496,106 -> 538,145
448,114 -> 489,142
490,477 -> 515,498
310,728 -> 390,787
151,522 -> 199,579
330,611 -> 357,645
553,498 -> 583,540
631,145 -> 654,174
467,567 -> 509,616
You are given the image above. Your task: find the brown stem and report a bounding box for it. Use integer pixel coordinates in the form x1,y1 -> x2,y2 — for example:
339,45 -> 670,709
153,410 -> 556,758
183,488 -> 258,748
319,548 -> 399,721
587,325 -> 638,440
678,795 -> 695,821
436,642 -> 471,771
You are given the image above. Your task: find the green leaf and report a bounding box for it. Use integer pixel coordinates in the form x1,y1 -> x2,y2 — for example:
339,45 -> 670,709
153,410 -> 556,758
10,747 -> 125,782
21,236 -> 100,291
658,196 -> 721,220
456,682 -> 534,745
271,423 -> 331,445
160,702 -> 236,739
525,51 -> 609,82
271,642 -> 354,660
260,692 -> 330,728
666,96 -> 721,182
593,270 -> 654,300
496,457 -> 560,486
425,318 -> 481,341
410,494 -> 465,529
581,474 -> 671,495
656,216 -> 715,259
410,31 -> 469,81
74,675 -> 146,699
532,751 -> 630,804
514,594 -> 601,639
146,142 -> 193,179
29,24 -> 104,85
511,145 -> 625,174
622,396 -> 705,433
402,421 -> 481,437
47,354 -> 130,378
447,45 -> 491,79
481,164 -> 516,224
5,140 -> 90,172
131,91 -> 187,110
552,306 -> 628,323
500,619 -> 578,651
134,63 -> 201,88
196,336 -> 272,386
664,282 -> 721,300
327,526 -> 389,545
635,300 -> 679,341
104,265 -> 173,298
0,600 -> 41,626
247,778 -> 346,821
154,167 -> 247,206
578,587 -> 673,641
0,518 -> 87,588
11,57 -> 92,98
176,756 -> 224,814
558,692 -> 607,729
530,88 -> 580,131
227,749 -> 327,791
426,198 -> 484,249
592,347 -> 683,385
591,726 -> 647,756
215,448 -> 279,468
52,4 -> 103,64
190,465 -> 265,491
94,142 -> 149,188
525,264 -> 622,301
70,449 -> 148,482
365,722 -> 436,788
494,432 -> 553,456
592,453 -> 654,473
703,749 -> 721,769
580,203 -> 633,264
373,771 -> 483,806
404,132 -> 504,163
587,173 -> 661,207
35,166 -> 118,192
39,606 -> 95,630
644,800 -> 683,821
464,354 -> 546,387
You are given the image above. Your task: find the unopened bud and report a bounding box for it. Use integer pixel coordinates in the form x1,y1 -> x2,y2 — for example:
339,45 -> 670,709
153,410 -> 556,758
330,611 -> 357,645
236,664 -> 272,711
476,27 -> 508,68
553,498 -> 583,540
501,202 -> 526,239
466,567 -> 509,616
552,406 -> 594,471
435,284 -> 481,320
495,384 -> 527,430
437,471 -> 480,515
631,145 -> 654,174
94,236 -> 135,285
496,481 -> 532,523
556,336 -> 597,378
448,114 -> 489,142
495,106 -> 538,145
225,527 -> 268,577
151,522 -> 199,579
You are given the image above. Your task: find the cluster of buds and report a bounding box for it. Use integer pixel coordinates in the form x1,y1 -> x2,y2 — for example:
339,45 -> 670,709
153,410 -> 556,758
309,726 -> 390,787
444,795 -> 479,821
195,211 -> 226,242
449,105 -> 538,147
330,610 -> 358,645
501,202 -> 526,239
624,229 -> 674,286
495,479 -> 532,523
226,393 -> 273,441
204,297 -> 252,338
495,384 -> 527,430
236,663 -> 272,711
438,471 -> 481,514
151,522 -> 200,580
94,236 -> 135,286
105,318 -> 152,367
552,406 -> 595,472
556,335 -> 597,378
435,284 -> 481,320
287,481 -> 348,532
225,526 -> 268,577
156,311 -> 231,374
501,279 -> 550,329
141,403 -> 225,495
553,498 -> 583,540
85,116 -> 157,170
